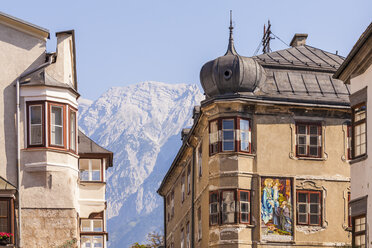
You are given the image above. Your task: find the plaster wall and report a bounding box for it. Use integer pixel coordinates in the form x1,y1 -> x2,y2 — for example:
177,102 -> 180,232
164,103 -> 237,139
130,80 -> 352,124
0,22 -> 46,186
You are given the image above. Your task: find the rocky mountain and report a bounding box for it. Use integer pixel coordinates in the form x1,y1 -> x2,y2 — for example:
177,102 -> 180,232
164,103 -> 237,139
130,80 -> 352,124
78,81 -> 204,247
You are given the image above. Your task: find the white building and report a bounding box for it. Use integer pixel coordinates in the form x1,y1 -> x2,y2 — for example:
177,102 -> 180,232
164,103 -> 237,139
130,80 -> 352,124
0,12 -> 113,247
334,22 -> 372,248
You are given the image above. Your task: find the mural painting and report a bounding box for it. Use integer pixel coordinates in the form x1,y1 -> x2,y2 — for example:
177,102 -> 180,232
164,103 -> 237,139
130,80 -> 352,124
261,177 -> 293,241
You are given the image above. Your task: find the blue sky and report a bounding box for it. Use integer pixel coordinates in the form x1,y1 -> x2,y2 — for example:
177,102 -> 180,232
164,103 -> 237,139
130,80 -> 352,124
2,0 -> 371,100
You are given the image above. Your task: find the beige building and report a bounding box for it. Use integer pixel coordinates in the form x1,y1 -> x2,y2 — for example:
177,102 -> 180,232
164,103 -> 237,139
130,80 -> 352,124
158,23 -> 352,248
0,12 -> 113,247
334,22 -> 372,248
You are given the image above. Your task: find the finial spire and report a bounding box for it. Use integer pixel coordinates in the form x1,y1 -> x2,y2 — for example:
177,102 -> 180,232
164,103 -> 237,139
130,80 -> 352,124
226,10 -> 237,55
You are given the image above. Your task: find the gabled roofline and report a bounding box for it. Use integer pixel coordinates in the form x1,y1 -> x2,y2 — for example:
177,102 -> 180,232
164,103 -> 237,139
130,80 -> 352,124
334,22 -> 372,80
56,30 -> 78,91
0,11 -> 50,39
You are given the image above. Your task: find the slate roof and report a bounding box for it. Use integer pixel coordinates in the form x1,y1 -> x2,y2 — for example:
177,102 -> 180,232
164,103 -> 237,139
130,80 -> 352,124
248,45 -> 350,106
78,130 -> 113,168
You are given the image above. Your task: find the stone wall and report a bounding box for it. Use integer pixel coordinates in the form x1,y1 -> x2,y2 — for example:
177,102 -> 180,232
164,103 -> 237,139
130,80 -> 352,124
21,208 -> 78,248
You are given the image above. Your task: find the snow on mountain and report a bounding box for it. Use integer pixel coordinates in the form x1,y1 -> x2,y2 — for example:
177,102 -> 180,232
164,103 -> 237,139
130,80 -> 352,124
78,81 -> 204,247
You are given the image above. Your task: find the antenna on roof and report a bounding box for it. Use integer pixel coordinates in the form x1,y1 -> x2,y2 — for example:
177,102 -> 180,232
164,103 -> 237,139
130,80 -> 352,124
262,20 -> 274,54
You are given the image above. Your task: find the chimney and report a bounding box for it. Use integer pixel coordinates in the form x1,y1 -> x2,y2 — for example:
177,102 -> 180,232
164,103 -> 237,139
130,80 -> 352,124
181,128 -> 191,141
290,33 -> 308,47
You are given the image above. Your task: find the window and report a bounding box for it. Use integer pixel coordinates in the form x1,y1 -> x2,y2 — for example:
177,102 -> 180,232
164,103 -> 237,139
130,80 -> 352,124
347,124 -> 352,160
79,159 -> 102,181
171,190 -> 174,218
81,219 -> 103,232
209,192 -> 219,225
181,173 -> 185,203
209,120 -> 219,155
296,123 -> 322,158
222,119 -> 235,151
49,104 -> 65,147
209,117 -> 252,155
167,194 -> 171,222
81,236 -> 103,248
297,190 -> 322,226
28,103 -> 44,146
209,189 -> 250,226
186,222 -> 190,248
187,165 -> 191,195
197,207 -> 202,240
198,143 -> 202,177
239,119 -> 251,152
69,109 -> 77,151
353,215 -> 366,248
180,228 -> 184,248
238,190 -> 250,224
221,190 -> 235,224
352,104 -> 366,158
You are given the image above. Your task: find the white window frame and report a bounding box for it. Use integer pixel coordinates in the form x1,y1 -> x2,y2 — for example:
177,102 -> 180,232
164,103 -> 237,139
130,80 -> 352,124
69,109 -> 77,151
29,104 -> 43,146
50,105 -> 64,147
81,219 -> 103,232
81,235 -> 104,248
80,159 -> 102,182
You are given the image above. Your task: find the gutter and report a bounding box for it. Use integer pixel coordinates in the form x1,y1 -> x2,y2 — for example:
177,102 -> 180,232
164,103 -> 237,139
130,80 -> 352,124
16,54 -> 54,247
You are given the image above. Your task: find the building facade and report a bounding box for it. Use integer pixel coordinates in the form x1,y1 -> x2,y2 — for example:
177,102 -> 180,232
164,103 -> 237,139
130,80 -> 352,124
334,22 -> 372,248
158,23 -> 352,247
0,12 -> 112,247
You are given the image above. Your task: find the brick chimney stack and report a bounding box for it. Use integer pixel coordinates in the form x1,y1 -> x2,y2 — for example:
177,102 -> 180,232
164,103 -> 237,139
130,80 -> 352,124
290,33 -> 308,47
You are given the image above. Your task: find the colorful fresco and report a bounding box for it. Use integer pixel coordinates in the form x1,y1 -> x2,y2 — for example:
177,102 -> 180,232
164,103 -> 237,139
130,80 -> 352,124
261,177 -> 293,240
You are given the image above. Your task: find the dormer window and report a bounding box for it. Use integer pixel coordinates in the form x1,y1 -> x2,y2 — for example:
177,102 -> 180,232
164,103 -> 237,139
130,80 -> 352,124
209,117 -> 251,155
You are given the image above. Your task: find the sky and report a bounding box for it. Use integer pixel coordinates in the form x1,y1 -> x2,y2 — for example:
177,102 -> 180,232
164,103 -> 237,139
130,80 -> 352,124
2,0 -> 372,100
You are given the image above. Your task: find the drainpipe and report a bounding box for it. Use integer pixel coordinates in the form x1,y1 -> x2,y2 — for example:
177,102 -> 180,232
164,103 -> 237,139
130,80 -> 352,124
16,54 -> 54,247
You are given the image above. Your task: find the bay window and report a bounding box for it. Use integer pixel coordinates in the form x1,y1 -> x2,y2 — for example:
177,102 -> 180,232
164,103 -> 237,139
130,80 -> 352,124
79,159 -> 102,182
297,190 -> 322,226
209,189 -> 251,226
352,103 -> 366,158
26,101 -> 77,152
221,190 -> 235,224
80,213 -> 105,248
296,123 -> 322,158
209,117 -> 252,155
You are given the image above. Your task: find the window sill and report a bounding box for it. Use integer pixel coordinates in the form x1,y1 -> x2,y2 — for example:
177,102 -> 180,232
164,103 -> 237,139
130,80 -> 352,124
350,154 -> 368,164
210,152 -> 256,158
294,156 -> 326,161
22,147 -> 79,158
79,181 -> 106,185
209,223 -> 255,228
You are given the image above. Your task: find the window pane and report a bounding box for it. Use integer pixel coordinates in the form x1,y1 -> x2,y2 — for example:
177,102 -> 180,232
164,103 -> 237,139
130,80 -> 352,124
223,131 -> 234,140
240,192 -> 249,202
51,106 -> 63,146
31,126 -> 42,145
298,125 -> 306,134
223,141 -> 234,151
310,136 -> 318,145
51,106 -> 62,126
0,201 -> 8,233
310,215 -> 319,225
241,213 -> 249,222
222,191 -> 235,224
298,214 -> 307,223
81,220 -> 91,232
299,136 -> 306,145
298,146 -> 306,155
309,126 -> 318,135
93,220 -> 103,232
309,147 -> 318,156
93,236 -> 103,247
80,171 -> 89,181
241,202 -> 249,213
70,111 -> 76,150
222,119 -> 234,130
310,204 -> 319,214
298,204 -> 307,213
310,193 -> 319,203
31,105 -> 42,124
298,193 -> 307,203
210,203 -> 217,213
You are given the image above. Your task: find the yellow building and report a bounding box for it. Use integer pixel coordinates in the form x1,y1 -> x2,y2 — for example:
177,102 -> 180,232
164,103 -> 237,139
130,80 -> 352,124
158,22 -> 352,248
0,12 -> 113,247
